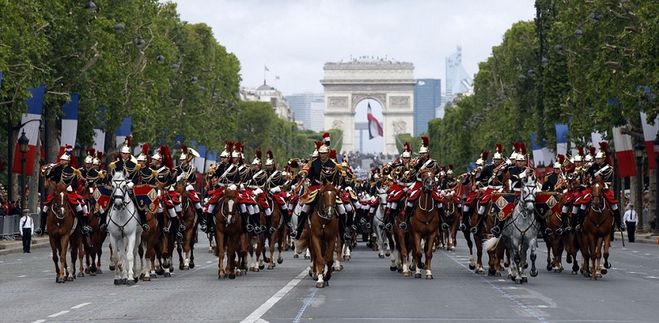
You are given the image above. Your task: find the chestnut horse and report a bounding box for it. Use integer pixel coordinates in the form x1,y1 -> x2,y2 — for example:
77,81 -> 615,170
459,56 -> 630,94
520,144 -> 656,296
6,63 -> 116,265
215,187 -> 247,279
410,170 -> 440,279
176,183 -> 198,270
266,198 -> 285,270
580,180 -> 613,279
46,183 -> 78,283
309,183 -> 340,288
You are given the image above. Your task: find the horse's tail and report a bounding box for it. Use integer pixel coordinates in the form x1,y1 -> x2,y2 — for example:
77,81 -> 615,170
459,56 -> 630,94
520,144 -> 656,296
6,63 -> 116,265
484,236 -> 500,251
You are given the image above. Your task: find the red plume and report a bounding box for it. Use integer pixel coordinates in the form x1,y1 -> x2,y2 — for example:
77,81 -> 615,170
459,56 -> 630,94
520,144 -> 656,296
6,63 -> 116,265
448,164 -> 454,170
96,151 -> 103,159
519,143 -> 526,155
255,149 -> 262,159
589,146 -> 596,156
495,143 -> 503,153
421,136 -> 429,147
141,143 -> 149,156
234,142 -> 242,152
125,135 -> 132,148
329,149 -> 337,160
557,154 -> 565,164
482,150 -> 489,160
598,141 -> 608,153
403,142 -> 411,152
87,148 -> 95,156
314,141 -> 322,150
322,132 -> 330,140
267,150 -> 273,159
160,145 -> 173,169
577,146 -> 584,157
225,141 -> 233,152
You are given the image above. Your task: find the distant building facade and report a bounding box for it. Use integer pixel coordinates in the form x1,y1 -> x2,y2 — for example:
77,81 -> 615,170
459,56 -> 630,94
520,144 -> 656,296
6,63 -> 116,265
286,93 -> 325,131
413,79 -> 441,135
440,46 -> 473,117
240,82 -> 293,121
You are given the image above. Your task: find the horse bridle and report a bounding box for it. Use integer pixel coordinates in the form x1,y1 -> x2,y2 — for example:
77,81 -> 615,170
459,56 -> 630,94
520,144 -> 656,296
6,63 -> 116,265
315,190 -> 336,221
590,183 -> 606,214
108,178 -> 139,233
218,197 -> 237,225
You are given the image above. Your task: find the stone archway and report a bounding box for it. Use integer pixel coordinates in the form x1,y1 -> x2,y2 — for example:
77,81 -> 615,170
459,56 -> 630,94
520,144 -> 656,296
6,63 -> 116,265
321,58 -> 415,154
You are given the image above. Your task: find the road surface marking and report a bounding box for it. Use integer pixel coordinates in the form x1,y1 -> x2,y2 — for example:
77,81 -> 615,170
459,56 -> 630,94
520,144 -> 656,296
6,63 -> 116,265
48,310 -> 69,318
71,302 -> 91,309
31,320 -> 46,323
241,268 -> 307,323
294,288 -> 319,323
18,275 -> 26,278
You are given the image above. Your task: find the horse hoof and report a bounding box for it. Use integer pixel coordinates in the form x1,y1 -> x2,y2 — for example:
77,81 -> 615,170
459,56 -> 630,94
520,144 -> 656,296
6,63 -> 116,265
488,269 -> 495,276
143,276 -> 151,282
596,273 -> 602,279
85,268 -> 91,274
566,255 -> 573,264
495,272 -> 502,277
605,262 -> 611,269
150,273 -> 157,278
522,276 -> 528,283
389,266 -> 397,272
277,257 -> 283,264
530,270 -> 538,277
163,272 -> 171,278
571,270 -> 577,275
121,278 -> 127,285
601,269 -> 608,275
468,264 -> 476,270
155,268 -> 165,275
109,265 -> 115,271
229,274 -> 236,279
267,264 -> 274,270
426,275 -> 433,280
316,282 -> 324,288
515,278 -> 522,284
293,254 -> 299,259
90,272 -> 96,277
66,276 -> 74,281
379,254 -> 385,259
304,256 -> 310,260
179,264 -> 185,270
113,279 -> 119,285
97,269 -> 103,274
546,264 -> 552,271
259,264 -> 265,270
403,272 -> 411,277
385,252 -> 390,257
189,263 -> 195,269
78,272 -> 85,278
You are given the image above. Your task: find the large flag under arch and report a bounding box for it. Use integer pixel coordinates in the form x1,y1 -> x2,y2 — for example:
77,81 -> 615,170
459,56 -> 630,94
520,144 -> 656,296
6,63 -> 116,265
367,103 -> 383,139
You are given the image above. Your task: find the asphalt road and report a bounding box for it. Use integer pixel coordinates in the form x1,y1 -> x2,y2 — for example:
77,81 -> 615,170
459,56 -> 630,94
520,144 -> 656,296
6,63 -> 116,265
1,234 -> 658,323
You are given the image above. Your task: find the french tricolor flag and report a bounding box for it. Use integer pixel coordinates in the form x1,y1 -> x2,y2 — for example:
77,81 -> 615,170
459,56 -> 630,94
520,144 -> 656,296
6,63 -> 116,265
58,93 -> 80,165
367,103 -> 383,139
115,116 -> 132,147
612,126 -> 637,177
194,145 -> 207,173
12,86 -> 45,176
555,123 -> 568,155
640,111 -> 659,170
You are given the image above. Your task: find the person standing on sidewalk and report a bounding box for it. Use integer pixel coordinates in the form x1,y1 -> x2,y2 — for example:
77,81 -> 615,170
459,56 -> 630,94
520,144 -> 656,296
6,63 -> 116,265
624,204 -> 638,243
19,210 -> 34,253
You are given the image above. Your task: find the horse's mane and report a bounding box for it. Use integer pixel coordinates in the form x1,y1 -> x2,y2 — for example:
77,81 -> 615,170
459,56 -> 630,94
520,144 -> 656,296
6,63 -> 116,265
320,183 -> 338,194
223,187 -> 238,199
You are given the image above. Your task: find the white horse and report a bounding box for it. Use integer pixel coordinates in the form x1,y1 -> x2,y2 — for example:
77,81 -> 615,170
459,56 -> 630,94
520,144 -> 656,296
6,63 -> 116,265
372,188 -> 391,260
107,172 -> 143,285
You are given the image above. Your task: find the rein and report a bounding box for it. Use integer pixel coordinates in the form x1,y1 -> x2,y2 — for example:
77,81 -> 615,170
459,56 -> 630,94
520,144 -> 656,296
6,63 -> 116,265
108,179 -> 139,236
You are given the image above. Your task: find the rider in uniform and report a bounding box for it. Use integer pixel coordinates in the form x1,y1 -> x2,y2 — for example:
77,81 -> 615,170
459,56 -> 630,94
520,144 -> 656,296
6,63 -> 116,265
384,142 -> 413,231
401,136 -> 440,229
459,150 -> 490,232
174,145 -> 204,231
265,150 -> 294,233
146,145 -> 174,233
201,142 -> 233,233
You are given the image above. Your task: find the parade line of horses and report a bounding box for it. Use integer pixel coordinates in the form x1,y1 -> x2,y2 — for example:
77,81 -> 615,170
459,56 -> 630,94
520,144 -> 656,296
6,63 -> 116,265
42,166 -> 620,288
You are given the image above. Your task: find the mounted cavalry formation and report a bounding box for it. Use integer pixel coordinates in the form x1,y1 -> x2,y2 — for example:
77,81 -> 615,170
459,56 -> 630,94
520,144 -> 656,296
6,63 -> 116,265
35,131 -> 624,287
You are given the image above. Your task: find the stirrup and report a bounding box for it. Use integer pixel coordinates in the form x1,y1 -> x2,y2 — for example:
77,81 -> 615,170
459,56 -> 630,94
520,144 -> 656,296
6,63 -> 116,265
142,223 -> 150,232
441,223 -> 449,231
398,222 -> 407,230
554,228 -> 563,236
458,223 -> 466,232
178,224 -> 186,232
246,224 -> 254,233
574,224 -> 582,232
384,223 -> 392,231
490,226 -> 501,237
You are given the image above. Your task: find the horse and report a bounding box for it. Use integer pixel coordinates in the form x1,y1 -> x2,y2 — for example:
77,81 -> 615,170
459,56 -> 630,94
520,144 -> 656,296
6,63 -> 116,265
372,187 -> 392,260
139,206 -> 163,281
107,172 -> 143,285
438,188 -> 460,252
265,198 -> 285,270
580,179 -> 613,279
83,209 -> 107,276
215,186 -> 247,279
46,183 -> 78,283
486,173 -> 540,284
536,191 -> 566,273
175,183 -> 198,270
409,170 -> 441,279
309,183 -> 340,288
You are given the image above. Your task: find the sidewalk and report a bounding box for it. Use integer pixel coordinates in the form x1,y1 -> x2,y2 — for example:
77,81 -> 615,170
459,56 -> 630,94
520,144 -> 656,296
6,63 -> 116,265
633,232 -> 659,245
0,236 -> 50,256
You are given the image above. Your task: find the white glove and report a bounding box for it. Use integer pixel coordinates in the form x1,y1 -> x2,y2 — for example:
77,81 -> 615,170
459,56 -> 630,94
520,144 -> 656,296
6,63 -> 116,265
240,184 -> 245,190
346,186 -> 353,192
185,184 -> 194,192
270,186 -> 281,194
127,182 -> 134,189
176,174 -> 184,182
254,188 -> 263,195
66,185 -> 73,192
228,184 -> 237,191
505,159 -> 513,166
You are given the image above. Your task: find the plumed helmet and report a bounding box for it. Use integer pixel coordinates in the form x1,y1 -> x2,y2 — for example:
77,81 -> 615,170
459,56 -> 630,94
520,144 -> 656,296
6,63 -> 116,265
265,150 -> 275,166
476,150 -> 489,166
252,149 -> 262,165
221,141 -> 233,158
419,136 -> 430,154
493,144 -> 503,160
515,143 -> 527,161
92,152 -> 103,166
317,140 -> 329,154
232,142 -> 243,158
401,142 -> 412,158
595,141 -> 608,159
120,136 -> 132,154
60,144 -> 73,161
584,154 -> 593,162
553,162 -> 562,169
179,144 -> 188,161
446,164 -> 454,175
137,144 -> 149,162
322,132 -> 331,145
84,148 -> 95,164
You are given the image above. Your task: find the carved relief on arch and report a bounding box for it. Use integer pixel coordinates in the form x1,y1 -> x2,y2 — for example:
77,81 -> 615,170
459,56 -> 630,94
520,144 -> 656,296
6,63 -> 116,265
392,120 -> 407,135
331,119 -> 344,129
390,96 -> 411,109
351,93 -> 386,113
327,96 -> 349,110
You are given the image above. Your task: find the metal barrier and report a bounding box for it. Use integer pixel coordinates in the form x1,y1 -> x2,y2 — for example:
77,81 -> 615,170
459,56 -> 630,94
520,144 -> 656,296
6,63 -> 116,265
0,213 -> 41,240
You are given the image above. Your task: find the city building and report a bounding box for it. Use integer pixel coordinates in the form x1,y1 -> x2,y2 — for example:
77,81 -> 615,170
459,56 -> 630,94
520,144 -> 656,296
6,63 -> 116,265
286,93 -> 325,131
240,81 -> 293,121
413,79 -> 441,135
440,46 -> 473,118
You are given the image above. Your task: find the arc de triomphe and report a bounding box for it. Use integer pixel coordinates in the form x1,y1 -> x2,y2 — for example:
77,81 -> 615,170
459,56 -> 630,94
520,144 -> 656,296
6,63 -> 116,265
321,58 -> 415,155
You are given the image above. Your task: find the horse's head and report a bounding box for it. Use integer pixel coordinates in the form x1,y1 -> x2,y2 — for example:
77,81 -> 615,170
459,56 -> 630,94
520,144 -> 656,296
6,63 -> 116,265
420,170 -> 437,191
219,185 -> 239,225
522,172 -> 538,212
50,183 -> 69,220
316,184 -> 338,220
591,181 -> 604,211
111,171 -> 130,209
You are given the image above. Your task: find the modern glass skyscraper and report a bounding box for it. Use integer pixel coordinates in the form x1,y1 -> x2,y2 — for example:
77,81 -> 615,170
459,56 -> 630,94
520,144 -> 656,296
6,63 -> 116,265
286,93 -> 324,131
440,46 -> 473,117
414,79 -> 441,136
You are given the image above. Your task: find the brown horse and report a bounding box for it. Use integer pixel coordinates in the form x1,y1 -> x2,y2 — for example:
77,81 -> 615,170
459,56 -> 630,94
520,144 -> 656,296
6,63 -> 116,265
580,180 -> 613,279
215,187 -> 247,279
438,189 -> 460,252
176,184 -> 198,270
266,198 -> 285,270
537,192 -> 566,273
46,183 -> 77,283
309,184 -> 340,288
139,208 -> 162,281
410,170 -> 440,279
472,192 -> 507,276
83,209 -> 107,276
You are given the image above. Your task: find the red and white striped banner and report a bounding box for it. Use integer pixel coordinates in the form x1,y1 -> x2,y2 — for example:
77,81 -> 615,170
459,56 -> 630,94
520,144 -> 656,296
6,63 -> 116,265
612,126 -> 637,178
640,112 -> 659,170
12,86 -> 45,176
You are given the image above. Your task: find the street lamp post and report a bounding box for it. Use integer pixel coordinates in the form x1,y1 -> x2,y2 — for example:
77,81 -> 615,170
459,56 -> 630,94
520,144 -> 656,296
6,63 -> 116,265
18,130 -> 29,211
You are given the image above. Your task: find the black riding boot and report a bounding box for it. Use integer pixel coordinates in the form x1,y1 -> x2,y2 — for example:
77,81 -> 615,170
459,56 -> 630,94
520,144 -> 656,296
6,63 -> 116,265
35,210 -> 48,235
138,209 -> 150,232
194,208 -> 203,231
242,212 -> 252,233
557,213 -> 570,235
439,207 -> 449,231
176,212 -> 185,238
77,210 -> 92,235
490,215 -> 504,237
295,211 -> 308,240
400,206 -> 413,230
574,208 -> 586,232
383,208 -> 393,231
199,209 -> 209,233
459,208 -> 470,232
205,212 -> 215,234
156,212 -> 165,233
283,207 -> 293,231
250,212 -> 263,234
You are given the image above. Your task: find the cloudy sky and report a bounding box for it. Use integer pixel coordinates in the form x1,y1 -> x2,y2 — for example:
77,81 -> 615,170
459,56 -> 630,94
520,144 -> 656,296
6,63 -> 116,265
172,0 -> 536,95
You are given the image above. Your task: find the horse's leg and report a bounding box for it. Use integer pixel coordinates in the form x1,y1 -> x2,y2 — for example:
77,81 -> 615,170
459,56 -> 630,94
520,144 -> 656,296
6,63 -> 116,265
311,233 -> 325,288
530,238 -> 538,278
50,236 -> 62,283
324,235 -> 336,284
602,233 -> 611,275
268,230 -> 276,270
594,236 -> 603,279
412,229 -> 423,278
475,234 -> 484,274
425,230 -> 436,279
463,230 -> 475,270
61,235 -> 72,282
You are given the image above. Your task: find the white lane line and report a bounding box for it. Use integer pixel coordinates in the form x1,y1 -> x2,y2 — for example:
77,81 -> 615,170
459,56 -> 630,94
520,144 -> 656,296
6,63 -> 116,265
48,310 -> 70,318
31,320 -> 46,323
18,275 -> 26,278
241,268 -> 307,323
294,288 -> 319,323
71,302 -> 91,309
